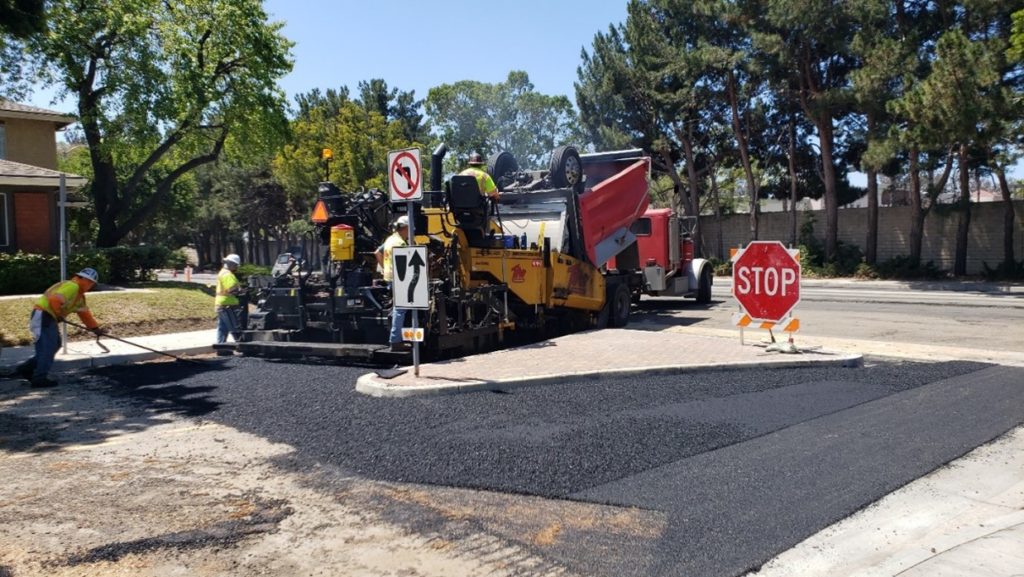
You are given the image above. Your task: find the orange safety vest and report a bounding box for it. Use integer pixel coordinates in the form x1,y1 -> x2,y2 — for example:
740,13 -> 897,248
34,280 -> 98,328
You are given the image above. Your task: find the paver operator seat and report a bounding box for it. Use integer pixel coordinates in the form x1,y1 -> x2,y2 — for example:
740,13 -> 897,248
447,174 -> 490,246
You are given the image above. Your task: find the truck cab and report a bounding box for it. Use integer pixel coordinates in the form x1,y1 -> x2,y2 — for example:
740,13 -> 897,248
625,208 -> 713,303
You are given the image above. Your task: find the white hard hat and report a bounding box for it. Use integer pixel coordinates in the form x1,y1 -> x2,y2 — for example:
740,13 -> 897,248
394,215 -> 409,228
223,254 -> 241,266
76,267 -> 99,284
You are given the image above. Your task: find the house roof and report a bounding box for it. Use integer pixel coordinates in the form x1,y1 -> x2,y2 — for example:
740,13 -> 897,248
0,99 -> 77,128
0,158 -> 87,189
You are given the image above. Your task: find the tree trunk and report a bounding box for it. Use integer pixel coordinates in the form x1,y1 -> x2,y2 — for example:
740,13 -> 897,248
787,118 -> 799,248
995,166 -> 1017,272
710,163 -> 723,260
866,169 -> 879,265
727,72 -> 759,243
864,115 -> 878,265
679,127 -> 703,257
818,116 -> 839,261
954,144 -> 971,276
908,147 -> 924,267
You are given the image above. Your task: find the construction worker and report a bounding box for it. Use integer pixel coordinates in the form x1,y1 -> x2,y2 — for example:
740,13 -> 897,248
459,152 -> 499,199
375,215 -> 411,351
215,254 -> 244,345
13,268 -> 105,387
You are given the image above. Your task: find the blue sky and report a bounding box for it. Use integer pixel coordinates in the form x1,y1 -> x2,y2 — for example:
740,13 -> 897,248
262,0 -> 627,106
26,0 -> 628,113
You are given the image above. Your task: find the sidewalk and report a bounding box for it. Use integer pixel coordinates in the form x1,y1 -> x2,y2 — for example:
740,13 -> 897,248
0,329 -> 215,372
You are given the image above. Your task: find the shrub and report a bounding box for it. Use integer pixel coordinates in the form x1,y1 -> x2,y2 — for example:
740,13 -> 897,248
100,245 -> 170,282
165,248 -> 190,270
235,263 -> 271,283
981,259 -> 1024,280
0,251 -> 111,295
707,257 -> 732,276
874,255 -> 944,279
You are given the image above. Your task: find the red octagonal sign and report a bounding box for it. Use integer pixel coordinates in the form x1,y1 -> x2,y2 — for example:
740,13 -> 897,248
732,241 -> 801,322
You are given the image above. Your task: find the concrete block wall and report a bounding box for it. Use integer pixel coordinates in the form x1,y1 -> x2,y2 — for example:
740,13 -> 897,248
699,201 -> 1024,274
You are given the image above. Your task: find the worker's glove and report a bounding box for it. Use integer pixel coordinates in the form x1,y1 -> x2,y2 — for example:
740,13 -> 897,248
90,326 -> 109,336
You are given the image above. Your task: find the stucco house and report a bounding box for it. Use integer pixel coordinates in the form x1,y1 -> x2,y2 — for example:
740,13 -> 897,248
0,100 -> 87,254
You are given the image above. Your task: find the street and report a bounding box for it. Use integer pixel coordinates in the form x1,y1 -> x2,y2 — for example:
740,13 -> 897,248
1,281 -> 1023,576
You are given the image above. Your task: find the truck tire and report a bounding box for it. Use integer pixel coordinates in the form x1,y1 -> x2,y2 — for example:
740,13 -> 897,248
696,267 -> 712,304
548,145 -> 583,191
608,282 -> 631,328
487,151 -> 518,189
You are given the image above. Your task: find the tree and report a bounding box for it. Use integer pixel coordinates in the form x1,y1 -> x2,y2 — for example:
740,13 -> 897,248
754,0 -> 859,261
357,79 -> 427,142
22,0 -> 293,247
274,95 -> 419,211
577,3 -> 715,253
426,71 -> 579,169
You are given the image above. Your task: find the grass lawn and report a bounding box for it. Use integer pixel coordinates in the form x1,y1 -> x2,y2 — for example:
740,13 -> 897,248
0,282 -> 218,347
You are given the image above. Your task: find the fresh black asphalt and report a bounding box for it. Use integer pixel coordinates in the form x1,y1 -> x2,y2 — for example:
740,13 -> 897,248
87,358 -> 1024,577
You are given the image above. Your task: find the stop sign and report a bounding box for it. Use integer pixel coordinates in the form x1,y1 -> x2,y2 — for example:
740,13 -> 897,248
731,241 -> 801,322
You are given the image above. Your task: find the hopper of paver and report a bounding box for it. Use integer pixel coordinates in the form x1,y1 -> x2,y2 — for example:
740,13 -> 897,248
578,149 -> 650,265
495,149 -> 650,267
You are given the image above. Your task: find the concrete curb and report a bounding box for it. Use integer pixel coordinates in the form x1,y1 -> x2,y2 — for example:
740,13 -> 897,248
355,350 -> 864,398
0,345 -> 213,375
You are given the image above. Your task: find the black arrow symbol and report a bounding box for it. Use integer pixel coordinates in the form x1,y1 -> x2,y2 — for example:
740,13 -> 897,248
407,249 -> 425,304
395,253 -> 408,282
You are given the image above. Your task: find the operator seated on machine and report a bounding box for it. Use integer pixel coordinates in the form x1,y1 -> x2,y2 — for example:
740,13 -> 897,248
459,152 -> 499,201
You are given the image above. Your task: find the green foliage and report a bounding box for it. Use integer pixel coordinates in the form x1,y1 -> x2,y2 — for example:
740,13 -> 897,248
981,259 -> 1024,280
165,248 -> 190,269
236,263 -> 271,282
16,0 -> 294,246
708,257 -> 732,277
0,251 -> 111,295
797,215 -> 864,277
425,71 -> 580,169
864,255 -> 944,280
98,246 -> 170,283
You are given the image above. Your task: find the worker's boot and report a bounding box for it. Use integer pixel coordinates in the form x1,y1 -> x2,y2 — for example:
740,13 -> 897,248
30,376 -> 58,388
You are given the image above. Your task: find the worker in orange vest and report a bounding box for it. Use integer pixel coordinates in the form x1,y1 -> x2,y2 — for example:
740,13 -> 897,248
13,268 -> 106,387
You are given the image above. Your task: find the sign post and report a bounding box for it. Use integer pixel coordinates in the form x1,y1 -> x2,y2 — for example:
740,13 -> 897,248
387,148 -> 424,375
730,241 -> 801,350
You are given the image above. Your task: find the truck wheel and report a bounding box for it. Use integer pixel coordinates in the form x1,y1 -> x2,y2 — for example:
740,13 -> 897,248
487,151 -> 518,189
696,268 -> 712,304
608,282 -> 631,328
548,145 -> 583,191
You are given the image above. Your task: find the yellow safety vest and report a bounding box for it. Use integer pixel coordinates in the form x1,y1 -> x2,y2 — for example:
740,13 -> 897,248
459,167 -> 498,198
215,268 -> 240,307
35,280 -> 88,319
380,233 -> 407,282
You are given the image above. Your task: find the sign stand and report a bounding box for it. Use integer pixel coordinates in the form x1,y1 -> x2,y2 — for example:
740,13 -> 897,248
730,241 -> 802,352
408,200 -> 420,376
387,148 -> 425,377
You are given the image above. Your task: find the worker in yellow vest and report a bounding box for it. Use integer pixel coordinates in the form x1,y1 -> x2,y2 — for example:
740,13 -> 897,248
459,152 -> 499,199
215,254 -> 243,345
13,268 -> 105,387
374,215 -> 411,351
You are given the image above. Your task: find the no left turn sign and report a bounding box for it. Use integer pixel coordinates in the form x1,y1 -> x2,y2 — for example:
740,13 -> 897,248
388,148 -> 422,202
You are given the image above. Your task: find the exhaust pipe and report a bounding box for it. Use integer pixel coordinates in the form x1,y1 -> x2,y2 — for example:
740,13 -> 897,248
430,143 -> 447,192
